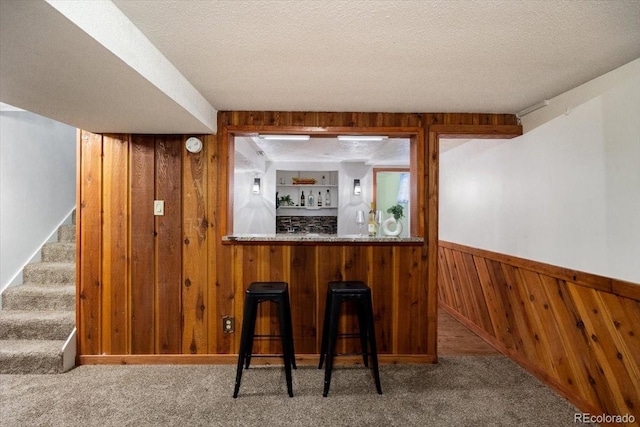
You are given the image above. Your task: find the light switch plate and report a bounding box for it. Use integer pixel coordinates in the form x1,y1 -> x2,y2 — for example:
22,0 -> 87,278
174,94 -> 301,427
154,200 -> 164,216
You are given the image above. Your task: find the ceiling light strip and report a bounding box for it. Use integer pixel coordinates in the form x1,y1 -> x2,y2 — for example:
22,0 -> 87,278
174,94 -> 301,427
259,134 -> 310,141
337,135 -> 388,142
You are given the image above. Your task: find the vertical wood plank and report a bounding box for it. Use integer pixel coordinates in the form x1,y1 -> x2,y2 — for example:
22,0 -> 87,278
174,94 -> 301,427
395,246 -> 427,353
207,133 -> 234,354
342,246 -> 368,354
316,246 -> 344,351
155,136 -> 183,353
370,246 -> 394,353
182,137 -> 208,354
289,245 -> 317,353
130,135 -> 156,354
78,131 -> 102,355
426,129 -> 438,355
101,134 -> 129,354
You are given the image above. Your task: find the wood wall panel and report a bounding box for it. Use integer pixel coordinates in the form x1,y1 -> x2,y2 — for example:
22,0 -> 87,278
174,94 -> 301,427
129,135 -> 156,354
101,135 -> 129,354
438,241 -> 640,426
76,111 -> 520,365
78,131 -> 103,356
182,141 -> 208,354
154,137 -> 183,353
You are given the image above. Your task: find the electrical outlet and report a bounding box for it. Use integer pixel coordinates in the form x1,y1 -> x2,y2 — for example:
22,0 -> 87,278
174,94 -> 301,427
222,316 -> 235,333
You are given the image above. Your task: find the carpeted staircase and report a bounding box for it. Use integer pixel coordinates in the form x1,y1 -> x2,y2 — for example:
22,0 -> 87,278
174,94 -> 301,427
0,216 -> 76,374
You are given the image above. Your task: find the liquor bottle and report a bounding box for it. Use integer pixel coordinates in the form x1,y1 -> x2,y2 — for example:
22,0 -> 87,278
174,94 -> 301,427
368,202 -> 376,236
300,191 -> 305,206
308,191 -> 314,207
325,189 -> 331,206
317,191 -> 322,207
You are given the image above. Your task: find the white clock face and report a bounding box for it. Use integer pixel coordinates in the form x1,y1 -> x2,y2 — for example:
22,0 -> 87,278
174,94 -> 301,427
185,137 -> 203,153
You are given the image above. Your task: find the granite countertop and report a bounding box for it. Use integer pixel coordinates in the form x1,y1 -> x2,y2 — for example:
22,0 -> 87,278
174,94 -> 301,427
222,233 -> 424,244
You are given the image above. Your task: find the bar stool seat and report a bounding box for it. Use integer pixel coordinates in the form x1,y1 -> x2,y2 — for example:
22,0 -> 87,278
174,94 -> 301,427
318,280 -> 382,397
233,282 -> 296,398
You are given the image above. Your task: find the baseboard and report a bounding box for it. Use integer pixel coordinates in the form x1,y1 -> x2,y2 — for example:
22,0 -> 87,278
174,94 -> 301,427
78,353 -> 437,366
63,327 -> 77,372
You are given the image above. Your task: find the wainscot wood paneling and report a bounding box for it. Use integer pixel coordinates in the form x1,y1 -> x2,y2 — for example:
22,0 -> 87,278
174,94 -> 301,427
438,241 -> 640,426
76,111 -> 520,365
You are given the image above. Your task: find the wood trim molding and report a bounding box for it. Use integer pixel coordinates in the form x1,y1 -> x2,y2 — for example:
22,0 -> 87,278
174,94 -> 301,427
429,124 -> 522,139
79,354 -> 437,365
439,241 -> 639,301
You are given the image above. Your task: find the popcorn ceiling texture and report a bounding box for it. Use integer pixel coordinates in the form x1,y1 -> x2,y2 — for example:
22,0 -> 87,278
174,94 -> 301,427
114,0 -> 640,114
2,1 -> 639,133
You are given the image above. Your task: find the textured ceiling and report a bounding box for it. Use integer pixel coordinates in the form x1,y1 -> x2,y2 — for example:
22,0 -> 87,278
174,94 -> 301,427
112,0 -> 640,114
1,1 -> 639,134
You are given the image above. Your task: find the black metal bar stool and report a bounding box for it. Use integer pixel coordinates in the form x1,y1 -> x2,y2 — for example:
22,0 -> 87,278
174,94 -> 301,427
318,280 -> 382,397
233,282 -> 296,398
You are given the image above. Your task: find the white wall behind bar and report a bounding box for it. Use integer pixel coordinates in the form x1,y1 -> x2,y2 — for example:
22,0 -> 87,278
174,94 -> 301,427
0,107 -> 76,291
439,60 -> 640,283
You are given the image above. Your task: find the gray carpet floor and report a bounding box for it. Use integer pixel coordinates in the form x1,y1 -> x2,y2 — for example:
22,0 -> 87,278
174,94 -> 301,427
0,356 -> 595,427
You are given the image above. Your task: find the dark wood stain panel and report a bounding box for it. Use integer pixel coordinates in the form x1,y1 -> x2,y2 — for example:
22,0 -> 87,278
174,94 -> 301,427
438,241 -> 640,425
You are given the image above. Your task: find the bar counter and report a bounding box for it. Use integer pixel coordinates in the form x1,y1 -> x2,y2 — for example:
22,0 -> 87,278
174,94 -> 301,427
223,233 -> 424,245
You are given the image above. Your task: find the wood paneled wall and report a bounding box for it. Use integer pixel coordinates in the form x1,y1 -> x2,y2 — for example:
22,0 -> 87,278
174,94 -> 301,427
438,241 -> 640,425
76,111 -> 520,364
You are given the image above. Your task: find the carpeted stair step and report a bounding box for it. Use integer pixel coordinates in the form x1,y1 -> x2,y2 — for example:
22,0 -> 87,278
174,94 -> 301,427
2,284 -> 75,311
0,339 -> 65,374
41,242 -> 75,263
58,224 -> 76,243
23,262 -> 75,285
0,311 -> 75,340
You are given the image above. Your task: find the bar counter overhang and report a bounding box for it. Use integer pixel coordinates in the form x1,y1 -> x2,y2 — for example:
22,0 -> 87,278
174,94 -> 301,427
223,233 -> 424,245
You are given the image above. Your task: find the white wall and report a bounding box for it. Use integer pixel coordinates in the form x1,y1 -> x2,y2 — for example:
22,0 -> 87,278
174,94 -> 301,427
0,107 -> 76,290
439,61 -> 640,283
233,166 -> 276,235
233,160 -> 376,235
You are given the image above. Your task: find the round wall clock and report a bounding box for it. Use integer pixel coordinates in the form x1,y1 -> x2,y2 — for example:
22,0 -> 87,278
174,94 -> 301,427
185,137 -> 203,153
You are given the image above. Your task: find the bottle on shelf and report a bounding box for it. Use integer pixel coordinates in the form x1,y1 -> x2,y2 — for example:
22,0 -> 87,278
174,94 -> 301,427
308,191 -> 314,207
368,202 -> 376,237
317,191 -> 322,207
300,191 -> 305,207
325,189 -> 331,206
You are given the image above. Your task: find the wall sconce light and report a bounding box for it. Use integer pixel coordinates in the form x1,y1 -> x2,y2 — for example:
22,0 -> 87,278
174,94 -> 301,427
353,179 -> 362,195
252,178 -> 261,194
